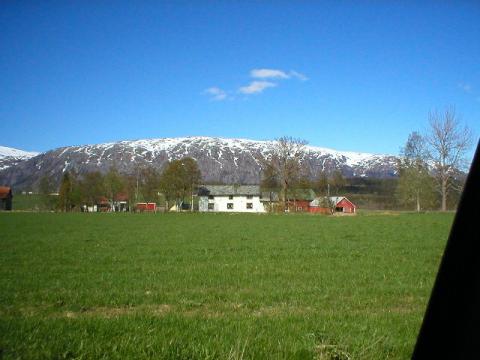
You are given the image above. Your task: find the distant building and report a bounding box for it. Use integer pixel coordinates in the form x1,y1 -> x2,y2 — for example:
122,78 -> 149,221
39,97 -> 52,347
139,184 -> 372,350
136,203 -> 157,212
310,196 -> 357,214
287,189 -> 316,212
84,193 -> 130,212
113,193 -> 129,212
0,186 -> 13,211
198,185 -> 266,213
260,188 -> 316,212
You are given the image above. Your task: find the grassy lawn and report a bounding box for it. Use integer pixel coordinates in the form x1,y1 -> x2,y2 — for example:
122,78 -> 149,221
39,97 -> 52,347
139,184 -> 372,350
0,212 -> 453,359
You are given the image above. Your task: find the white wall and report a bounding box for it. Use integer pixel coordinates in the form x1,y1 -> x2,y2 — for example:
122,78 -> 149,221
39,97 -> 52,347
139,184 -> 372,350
207,195 -> 266,213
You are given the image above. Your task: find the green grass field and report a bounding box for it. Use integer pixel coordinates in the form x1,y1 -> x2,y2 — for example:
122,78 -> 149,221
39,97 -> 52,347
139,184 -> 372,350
0,212 -> 453,359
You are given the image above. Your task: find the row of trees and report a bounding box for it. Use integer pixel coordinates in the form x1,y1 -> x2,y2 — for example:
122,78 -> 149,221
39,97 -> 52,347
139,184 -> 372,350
397,108 -> 473,211
37,108 -> 473,212
40,158 -> 202,212
262,108 -> 474,212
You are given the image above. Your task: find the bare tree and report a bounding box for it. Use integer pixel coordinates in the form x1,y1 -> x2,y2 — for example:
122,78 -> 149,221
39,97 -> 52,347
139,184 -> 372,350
104,166 -> 125,211
263,136 -> 307,211
396,132 -> 435,212
181,157 -> 202,211
330,170 -> 346,196
426,108 -> 473,211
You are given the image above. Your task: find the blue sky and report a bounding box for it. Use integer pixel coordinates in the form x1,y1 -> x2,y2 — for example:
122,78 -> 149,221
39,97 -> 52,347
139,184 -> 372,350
1,1 -> 479,156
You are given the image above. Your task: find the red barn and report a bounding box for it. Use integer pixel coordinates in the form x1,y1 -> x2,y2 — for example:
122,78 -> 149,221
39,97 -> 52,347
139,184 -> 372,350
286,189 -> 316,212
309,196 -> 357,214
0,186 -> 13,211
136,202 -> 157,212
334,197 -> 356,213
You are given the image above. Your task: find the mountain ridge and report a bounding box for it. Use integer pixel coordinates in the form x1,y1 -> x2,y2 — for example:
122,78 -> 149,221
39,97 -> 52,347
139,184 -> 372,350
0,137 -> 399,190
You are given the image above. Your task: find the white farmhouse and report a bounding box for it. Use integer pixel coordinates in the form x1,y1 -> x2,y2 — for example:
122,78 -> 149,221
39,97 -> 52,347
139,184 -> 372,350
198,185 -> 266,213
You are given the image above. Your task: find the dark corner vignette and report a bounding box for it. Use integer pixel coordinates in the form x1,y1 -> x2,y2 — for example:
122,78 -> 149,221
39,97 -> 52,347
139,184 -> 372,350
412,140 -> 480,359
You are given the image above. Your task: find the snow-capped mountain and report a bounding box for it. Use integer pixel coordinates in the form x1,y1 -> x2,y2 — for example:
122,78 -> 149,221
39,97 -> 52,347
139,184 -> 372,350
0,137 -> 398,190
0,146 -> 39,171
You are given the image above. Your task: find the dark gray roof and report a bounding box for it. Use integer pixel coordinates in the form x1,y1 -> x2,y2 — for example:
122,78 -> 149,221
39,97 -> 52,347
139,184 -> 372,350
198,185 -> 261,196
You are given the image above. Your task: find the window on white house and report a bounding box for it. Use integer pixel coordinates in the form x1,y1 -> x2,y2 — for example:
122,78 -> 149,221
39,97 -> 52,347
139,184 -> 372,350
208,203 -> 214,210
246,195 -> 253,199
227,203 -> 234,209
229,195 -> 233,200
246,203 -> 253,209
208,195 -> 214,200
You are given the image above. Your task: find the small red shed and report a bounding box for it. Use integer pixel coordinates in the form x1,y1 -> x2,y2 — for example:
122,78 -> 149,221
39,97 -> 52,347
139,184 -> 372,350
309,196 -> 357,214
136,202 -> 157,212
334,197 -> 356,213
0,186 -> 13,211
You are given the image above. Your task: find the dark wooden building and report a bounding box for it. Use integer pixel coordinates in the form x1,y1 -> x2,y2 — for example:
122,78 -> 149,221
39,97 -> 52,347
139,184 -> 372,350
0,186 -> 13,211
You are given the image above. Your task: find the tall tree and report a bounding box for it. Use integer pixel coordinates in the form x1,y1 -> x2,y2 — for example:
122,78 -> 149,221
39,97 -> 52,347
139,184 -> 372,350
122,173 -> 137,211
159,158 -> 201,211
260,161 -> 280,212
396,132 -> 435,212
262,136 -> 307,210
58,172 -> 72,212
330,170 -> 346,195
140,166 -> 161,203
426,108 -> 473,211
312,170 -> 335,212
38,175 -> 56,210
181,157 -> 202,211
81,171 -> 105,210
104,166 -> 124,211
314,170 -> 329,197
69,171 -> 83,211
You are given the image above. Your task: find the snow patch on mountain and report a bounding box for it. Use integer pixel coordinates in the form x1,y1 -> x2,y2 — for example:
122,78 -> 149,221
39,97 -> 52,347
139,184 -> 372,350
74,136 -> 391,165
0,146 -> 39,171
0,146 -> 39,159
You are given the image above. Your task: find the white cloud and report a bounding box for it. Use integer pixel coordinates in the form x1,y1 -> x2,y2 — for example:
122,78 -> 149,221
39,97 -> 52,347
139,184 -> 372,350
289,70 -> 308,81
250,68 -> 290,79
204,68 -> 307,101
458,82 -> 472,93
238,81 -> 277,94
250,68 -> 308,82
204,87 -> 227,101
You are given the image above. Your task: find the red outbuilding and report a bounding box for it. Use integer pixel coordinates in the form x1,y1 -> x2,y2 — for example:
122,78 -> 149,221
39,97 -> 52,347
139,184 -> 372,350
136,202 -> 157,212
0,186 -> 13,211
334,197 -> 356,213
309,196 -> 357,214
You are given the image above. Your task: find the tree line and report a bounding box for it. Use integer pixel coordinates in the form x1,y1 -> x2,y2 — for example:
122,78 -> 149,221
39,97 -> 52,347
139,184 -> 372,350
35,107 -> 473,212
38,158 -> 201,212
261,108 -> 474,212
396,108 -> 473,212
